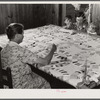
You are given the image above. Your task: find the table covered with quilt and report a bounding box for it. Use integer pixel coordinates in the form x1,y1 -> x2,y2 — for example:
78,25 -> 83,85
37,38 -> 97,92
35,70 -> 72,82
1,25 -> 100,88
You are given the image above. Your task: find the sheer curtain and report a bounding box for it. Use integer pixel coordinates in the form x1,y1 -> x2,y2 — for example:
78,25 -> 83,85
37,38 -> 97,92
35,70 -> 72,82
92,4 -> 100,35
92,4 -> 100,23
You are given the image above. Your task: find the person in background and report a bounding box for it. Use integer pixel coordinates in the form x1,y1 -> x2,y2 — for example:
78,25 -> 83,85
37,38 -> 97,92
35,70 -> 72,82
87,23 -> 97,35
74,11 -> 88,32
1,23 -> 57,89
63,15 -> 74,29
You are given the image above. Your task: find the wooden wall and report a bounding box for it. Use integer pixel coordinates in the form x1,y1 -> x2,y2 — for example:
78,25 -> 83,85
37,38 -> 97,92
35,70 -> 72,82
0,4 -> 59,34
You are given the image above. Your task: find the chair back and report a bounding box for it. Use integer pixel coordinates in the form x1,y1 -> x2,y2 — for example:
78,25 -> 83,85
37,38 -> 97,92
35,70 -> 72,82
0,47 -> 13,88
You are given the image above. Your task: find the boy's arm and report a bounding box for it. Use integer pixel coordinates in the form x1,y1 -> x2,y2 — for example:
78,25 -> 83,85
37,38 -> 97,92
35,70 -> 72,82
35,44 -> 57,67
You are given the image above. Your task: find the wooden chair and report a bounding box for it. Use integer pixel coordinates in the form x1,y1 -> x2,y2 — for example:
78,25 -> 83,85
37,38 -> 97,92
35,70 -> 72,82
0,47 -> 13,88
0,68 -> 13,88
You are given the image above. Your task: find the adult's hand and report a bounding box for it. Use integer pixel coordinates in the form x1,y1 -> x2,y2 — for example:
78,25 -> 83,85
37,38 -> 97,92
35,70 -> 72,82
52,44 -> 57,52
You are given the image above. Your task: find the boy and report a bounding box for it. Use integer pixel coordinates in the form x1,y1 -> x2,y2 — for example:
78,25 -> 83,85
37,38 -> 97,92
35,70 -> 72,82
63,15 -> 73,29
74,11 -> 88,32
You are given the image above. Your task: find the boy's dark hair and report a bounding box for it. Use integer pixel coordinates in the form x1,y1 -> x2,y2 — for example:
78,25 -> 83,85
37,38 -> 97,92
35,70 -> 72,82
5,23 -> 24,40
75,11 -> 85,19
65,15 -> 72,20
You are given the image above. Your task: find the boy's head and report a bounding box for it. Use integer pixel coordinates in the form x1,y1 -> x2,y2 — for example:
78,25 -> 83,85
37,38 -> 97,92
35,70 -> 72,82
5,23 -> 24,43
75,11 -> 86,24
64,15 -> 72,25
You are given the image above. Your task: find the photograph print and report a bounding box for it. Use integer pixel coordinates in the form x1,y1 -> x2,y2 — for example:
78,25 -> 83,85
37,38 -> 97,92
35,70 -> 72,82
0,3 -> 100,90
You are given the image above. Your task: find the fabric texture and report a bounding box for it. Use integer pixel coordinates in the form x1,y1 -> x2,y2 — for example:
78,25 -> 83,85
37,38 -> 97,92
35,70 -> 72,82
1,41 -> 50,89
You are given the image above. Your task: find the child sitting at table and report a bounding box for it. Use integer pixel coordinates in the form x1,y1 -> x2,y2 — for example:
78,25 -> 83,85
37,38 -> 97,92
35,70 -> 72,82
87,23 -> 97,35
63,15 -> 74,29
1,23 -> 57,89
74,11 -> 88,32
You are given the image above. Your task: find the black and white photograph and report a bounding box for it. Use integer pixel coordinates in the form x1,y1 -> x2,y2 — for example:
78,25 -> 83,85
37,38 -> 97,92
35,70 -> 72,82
0,1 -> 100,98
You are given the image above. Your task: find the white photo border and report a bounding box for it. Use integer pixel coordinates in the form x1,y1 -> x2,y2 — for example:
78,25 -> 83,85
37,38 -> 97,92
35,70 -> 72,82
0,1 -> 100,99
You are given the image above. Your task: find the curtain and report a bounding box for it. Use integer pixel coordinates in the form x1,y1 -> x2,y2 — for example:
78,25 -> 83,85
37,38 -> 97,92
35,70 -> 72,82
92,4 -> 100,23
92,4 -> 100,35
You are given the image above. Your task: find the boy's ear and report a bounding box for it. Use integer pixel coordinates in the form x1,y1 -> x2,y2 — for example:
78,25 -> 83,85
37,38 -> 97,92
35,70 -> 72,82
15,34 -> 20,38
15,34 -> 18,37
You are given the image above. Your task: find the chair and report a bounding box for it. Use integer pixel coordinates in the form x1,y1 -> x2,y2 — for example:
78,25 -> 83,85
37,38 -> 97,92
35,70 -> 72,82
0,47 -> 13,88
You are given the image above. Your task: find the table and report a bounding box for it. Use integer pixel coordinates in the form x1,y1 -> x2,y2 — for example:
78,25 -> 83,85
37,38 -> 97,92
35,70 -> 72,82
1,25 -> 100,88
